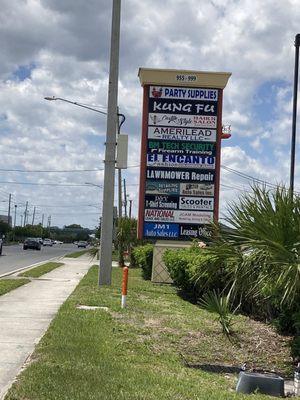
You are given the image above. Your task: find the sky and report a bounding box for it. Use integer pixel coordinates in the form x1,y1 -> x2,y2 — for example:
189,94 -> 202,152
0,0 -> 299,229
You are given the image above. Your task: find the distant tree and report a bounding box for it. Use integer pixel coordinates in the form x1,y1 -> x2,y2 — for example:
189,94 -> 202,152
75,231 -> 89,241
95,219 -> 101,239
0,221 -> 10,235
64,224 -> 83,229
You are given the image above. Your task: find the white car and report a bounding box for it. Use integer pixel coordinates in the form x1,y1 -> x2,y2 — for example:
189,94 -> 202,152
43,238 -> 53,246
77,241 -> 88,248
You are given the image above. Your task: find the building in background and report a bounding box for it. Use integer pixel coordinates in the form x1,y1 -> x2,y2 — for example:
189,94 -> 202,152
0,215 -> 12,227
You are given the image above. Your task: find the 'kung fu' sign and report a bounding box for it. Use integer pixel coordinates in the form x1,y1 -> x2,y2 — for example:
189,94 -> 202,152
138,83 -> 223,241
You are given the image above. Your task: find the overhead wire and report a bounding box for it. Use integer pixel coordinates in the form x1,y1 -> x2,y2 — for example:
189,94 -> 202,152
0,165 -> 140,173
221,165 -> 300,195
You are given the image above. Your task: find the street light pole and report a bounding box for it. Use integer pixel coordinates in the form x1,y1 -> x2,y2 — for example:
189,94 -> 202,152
117,110 -> 124,220
7,194 -> 11,228
290,33 -> 300,196
99,0 -> 121,285
44,1 -> 122,285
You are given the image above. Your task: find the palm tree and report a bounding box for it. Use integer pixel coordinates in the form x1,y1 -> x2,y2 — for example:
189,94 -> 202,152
215,185 -> 300,309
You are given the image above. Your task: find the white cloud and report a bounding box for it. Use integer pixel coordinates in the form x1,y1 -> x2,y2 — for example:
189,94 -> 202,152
0,0 -> 299,227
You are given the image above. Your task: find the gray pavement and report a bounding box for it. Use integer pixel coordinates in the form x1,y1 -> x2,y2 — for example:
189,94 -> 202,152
0,255 -> 94,400
0,244 -> 83,276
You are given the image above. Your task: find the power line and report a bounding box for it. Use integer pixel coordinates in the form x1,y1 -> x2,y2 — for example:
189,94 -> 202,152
0,164 -> 140,173
33,203 -> 101,208
220,183 -> 251,192
0,167 -> 104,173
221,165 -> 300,194
50,211 -> 102,215
0,181 -> 98,187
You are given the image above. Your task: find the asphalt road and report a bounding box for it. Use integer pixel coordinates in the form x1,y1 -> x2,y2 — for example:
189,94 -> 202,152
0,243 -> 84,276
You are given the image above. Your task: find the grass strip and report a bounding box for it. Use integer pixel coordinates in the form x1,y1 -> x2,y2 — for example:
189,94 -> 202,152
0,278 -> 30,296
19,262 -> 64,278
6,267 -> 290,400
65,249 -> 90,258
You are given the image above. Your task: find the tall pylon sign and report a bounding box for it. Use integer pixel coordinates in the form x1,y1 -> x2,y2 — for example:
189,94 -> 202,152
137,68 -> 231,242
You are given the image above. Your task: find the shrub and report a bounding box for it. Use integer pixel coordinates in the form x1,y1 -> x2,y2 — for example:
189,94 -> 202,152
163,245 -> 232,298
164,247 -> 201,294
199,289 -> 238,338
132,244 -> 154,280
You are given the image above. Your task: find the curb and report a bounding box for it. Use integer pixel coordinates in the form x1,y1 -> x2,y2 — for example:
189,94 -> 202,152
0,256 -> 65,279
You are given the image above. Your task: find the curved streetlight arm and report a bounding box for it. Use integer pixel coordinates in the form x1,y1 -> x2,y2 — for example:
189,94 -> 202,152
44,96 -> 108,116
44,96 -> 125,125
118,113 -> 126,130
84,182 -> 102,188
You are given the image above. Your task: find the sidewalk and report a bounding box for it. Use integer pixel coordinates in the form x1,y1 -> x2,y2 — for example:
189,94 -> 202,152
0,255 -> 94,400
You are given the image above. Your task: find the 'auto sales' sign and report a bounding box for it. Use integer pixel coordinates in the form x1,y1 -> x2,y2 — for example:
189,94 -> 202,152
138,77 -> 225,241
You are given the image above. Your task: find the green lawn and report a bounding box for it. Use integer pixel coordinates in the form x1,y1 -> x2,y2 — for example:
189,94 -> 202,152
19,262 -> 64,278
0,278 -> 30,296
65,249 -> 90,258
5,267 -> 291,400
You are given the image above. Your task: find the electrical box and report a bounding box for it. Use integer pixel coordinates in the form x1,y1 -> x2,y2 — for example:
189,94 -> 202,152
116,134 -> 128,169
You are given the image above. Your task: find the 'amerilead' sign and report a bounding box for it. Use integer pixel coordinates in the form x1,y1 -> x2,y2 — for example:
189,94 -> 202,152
138,69 -> 231,241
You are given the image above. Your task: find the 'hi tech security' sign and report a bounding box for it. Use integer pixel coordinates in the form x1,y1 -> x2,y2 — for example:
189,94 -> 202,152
138,80 -> 223,241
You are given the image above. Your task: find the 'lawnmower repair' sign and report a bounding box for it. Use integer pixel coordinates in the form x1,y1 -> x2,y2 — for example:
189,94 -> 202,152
138,69 -> 231,241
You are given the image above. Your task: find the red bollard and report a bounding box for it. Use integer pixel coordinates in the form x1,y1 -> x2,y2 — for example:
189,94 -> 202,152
121,266 -> 129,308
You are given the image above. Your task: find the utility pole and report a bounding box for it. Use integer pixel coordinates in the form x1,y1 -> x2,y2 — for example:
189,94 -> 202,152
129,199 -> 132,219
40,213 -> 44,236
123,178 -> 127,217
32,206 -> 36,225
99,0 -> 121,286
14,205 -> 17,227
290,33 -> 300,195
47,215 -> 51,235
7,194 -> 11,227
24,201 -> 28,227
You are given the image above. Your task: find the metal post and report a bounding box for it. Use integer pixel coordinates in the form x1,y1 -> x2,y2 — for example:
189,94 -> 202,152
7,194 -> 11,227
14,205 -> 17,227
117,116 -> 123,267
123,178 -> 127,217
129,199 -> 132,219
99,0 -> 121,285
290,33 -> 300,195
117,111 -> 122,220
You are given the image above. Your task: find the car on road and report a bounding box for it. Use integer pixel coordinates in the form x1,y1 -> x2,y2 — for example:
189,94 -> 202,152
43,238 -> 53,246
77,241 -> 88,248
23,238 -> 41,250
